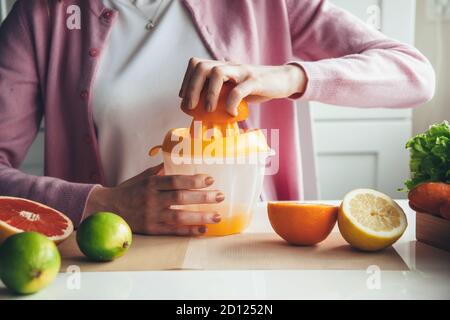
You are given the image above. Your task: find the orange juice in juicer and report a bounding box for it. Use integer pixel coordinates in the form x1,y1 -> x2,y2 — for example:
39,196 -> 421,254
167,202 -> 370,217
149,83 -> 272,236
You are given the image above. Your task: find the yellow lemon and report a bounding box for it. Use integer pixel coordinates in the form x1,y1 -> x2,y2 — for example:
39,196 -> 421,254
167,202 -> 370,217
338,189 -> 407,251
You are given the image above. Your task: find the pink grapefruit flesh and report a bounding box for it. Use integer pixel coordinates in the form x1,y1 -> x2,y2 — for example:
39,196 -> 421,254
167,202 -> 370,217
0,196 -> 73,244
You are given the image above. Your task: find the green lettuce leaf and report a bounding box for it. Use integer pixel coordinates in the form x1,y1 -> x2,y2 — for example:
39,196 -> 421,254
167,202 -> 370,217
402,121 -> 450,191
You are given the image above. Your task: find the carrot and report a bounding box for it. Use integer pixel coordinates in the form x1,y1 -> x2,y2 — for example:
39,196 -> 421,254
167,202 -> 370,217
408,182 -> 450,220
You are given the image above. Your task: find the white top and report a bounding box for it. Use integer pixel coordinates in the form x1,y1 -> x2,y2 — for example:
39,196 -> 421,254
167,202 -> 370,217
3,200 -> 450,300
93,0 -> 212,186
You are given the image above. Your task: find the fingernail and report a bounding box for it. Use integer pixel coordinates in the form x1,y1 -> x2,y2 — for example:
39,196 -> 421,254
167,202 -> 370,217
206,101 -> 213,112
198,226 -> 207,234
227,108 -> 237,117
182,98 -> 191,109
216,192 -> 225,202
205,176 -> 214,185
212,213 -> 221,223
188,99 -> 194,110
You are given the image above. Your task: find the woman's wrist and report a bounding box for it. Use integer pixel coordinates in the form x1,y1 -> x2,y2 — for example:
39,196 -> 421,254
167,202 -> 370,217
82,185 -> 114,220
285,63 -> 308,97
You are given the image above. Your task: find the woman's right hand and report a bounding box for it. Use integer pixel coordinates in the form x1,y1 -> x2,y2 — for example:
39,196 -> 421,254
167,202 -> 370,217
83,164 -> 224,235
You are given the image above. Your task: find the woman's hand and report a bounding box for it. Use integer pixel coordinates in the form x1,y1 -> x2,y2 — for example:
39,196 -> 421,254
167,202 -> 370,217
179,58 -> 307,116
83,164 -> 224,235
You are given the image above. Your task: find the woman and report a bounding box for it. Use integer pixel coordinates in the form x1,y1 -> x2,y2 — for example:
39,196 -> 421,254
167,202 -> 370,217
0,0 -> 434,235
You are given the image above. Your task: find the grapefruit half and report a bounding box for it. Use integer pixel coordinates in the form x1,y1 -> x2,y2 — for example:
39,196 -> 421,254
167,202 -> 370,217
0,196 -> 73,244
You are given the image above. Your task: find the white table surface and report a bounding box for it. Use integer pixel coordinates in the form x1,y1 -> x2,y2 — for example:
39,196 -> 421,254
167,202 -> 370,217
1,200 -> 449,300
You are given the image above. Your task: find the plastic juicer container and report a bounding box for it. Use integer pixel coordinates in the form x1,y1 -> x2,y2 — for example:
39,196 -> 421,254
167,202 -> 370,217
150,84 -> 272,236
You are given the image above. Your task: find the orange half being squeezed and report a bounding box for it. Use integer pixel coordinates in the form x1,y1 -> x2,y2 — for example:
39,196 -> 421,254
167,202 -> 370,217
150,82 -> 270,159
181,82 -> 249,138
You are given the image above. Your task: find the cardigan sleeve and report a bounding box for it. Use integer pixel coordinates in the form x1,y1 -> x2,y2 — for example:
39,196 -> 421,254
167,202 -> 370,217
0,1 -> 95,227
286,0 -> 435,108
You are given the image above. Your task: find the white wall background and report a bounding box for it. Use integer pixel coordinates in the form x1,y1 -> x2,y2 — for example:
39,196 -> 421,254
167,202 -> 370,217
0,0 -> 14,20
413,0 -> 450,135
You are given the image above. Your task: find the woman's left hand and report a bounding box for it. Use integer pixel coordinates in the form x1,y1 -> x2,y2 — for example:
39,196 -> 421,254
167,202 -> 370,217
179,58 -> 307,116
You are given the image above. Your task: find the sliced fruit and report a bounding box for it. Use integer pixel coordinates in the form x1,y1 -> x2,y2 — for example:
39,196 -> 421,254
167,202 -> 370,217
338,189 -> 407,251
268,202 -> 338,245
0,196 -> 73,244
181,82 -> 249,124
0,232 -> 61,295
76,212 -> 132,262
181,82 -> 250,141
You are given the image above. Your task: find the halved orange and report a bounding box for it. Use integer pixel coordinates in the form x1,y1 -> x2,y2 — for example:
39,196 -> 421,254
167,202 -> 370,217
181,82 -> 249,124
268,202 -> 338,246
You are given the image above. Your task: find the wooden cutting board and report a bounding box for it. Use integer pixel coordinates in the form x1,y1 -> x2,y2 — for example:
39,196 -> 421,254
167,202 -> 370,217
58,232 -> 408,272
58,234 -> 190,271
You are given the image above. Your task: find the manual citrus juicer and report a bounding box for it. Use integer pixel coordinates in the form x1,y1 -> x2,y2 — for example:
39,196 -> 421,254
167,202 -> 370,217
149,83 -> 273,236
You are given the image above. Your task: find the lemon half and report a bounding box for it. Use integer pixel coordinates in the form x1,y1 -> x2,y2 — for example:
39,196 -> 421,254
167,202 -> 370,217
338,189 -> 407,251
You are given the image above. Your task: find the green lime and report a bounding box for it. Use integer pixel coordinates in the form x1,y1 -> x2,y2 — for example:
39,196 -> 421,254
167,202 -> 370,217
76,212 -> 132,262
0,232 -> 61,295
